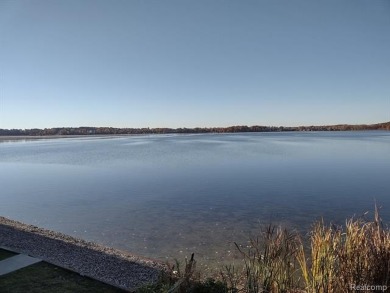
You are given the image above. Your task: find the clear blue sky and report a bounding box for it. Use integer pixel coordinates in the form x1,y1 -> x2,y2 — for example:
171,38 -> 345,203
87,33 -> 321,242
0,0 -> 389,129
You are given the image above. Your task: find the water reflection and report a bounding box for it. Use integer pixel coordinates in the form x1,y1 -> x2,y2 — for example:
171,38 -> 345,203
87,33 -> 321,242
0,132 -> 389,264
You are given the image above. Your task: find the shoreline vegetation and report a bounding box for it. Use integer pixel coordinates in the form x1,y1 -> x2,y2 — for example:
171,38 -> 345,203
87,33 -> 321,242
1,207 -> 390,292
145,206 -> 390,293
0,121 -> 389,137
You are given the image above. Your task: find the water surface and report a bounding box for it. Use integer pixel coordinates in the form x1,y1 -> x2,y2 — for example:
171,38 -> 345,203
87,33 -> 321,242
1,132 -> 389,266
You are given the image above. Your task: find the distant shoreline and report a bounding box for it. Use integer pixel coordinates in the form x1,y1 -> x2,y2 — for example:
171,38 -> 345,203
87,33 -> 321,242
1,122 -> 389,137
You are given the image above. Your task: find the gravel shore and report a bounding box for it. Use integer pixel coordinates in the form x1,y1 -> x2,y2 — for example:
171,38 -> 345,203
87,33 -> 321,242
0,216 -> 169,292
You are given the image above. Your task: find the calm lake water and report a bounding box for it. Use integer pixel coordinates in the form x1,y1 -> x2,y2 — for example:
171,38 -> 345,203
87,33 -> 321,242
1,132 -> 390,267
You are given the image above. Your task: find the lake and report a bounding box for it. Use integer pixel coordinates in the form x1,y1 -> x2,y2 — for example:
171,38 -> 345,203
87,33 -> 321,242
1,132 -> 389,267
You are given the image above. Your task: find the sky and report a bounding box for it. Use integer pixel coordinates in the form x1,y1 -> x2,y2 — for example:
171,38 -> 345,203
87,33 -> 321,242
0,0 -> 389,129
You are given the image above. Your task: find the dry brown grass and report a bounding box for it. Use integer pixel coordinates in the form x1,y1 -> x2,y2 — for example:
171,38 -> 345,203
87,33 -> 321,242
235,225 -> 302,293
230,206 -> 390,292
298,206 -> 390,293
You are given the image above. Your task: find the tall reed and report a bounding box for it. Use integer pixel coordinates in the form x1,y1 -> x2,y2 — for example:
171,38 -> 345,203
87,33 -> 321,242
235,225 -> 301,293
298,206 -> 390,293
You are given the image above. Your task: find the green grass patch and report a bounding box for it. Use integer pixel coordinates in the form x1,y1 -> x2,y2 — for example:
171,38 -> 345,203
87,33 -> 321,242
0,261 -> 127,293
0,249 -> 17,261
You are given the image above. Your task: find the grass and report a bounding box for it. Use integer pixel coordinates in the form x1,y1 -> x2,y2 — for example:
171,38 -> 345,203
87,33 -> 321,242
298,206 -> 390,293
234,225 -> 302,293
140,206 -> 390,293
0,261 -> 127,293
0,248 -> 17,261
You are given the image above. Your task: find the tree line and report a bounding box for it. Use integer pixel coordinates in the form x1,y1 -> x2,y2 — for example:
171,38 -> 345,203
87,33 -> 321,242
0,122 -> 389,136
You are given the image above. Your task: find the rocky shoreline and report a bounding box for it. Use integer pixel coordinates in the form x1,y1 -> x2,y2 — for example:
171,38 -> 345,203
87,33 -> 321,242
0,216 -> 169,292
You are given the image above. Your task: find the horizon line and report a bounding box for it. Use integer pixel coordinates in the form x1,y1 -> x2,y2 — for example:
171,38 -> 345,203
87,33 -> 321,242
1,121 -> 389,131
